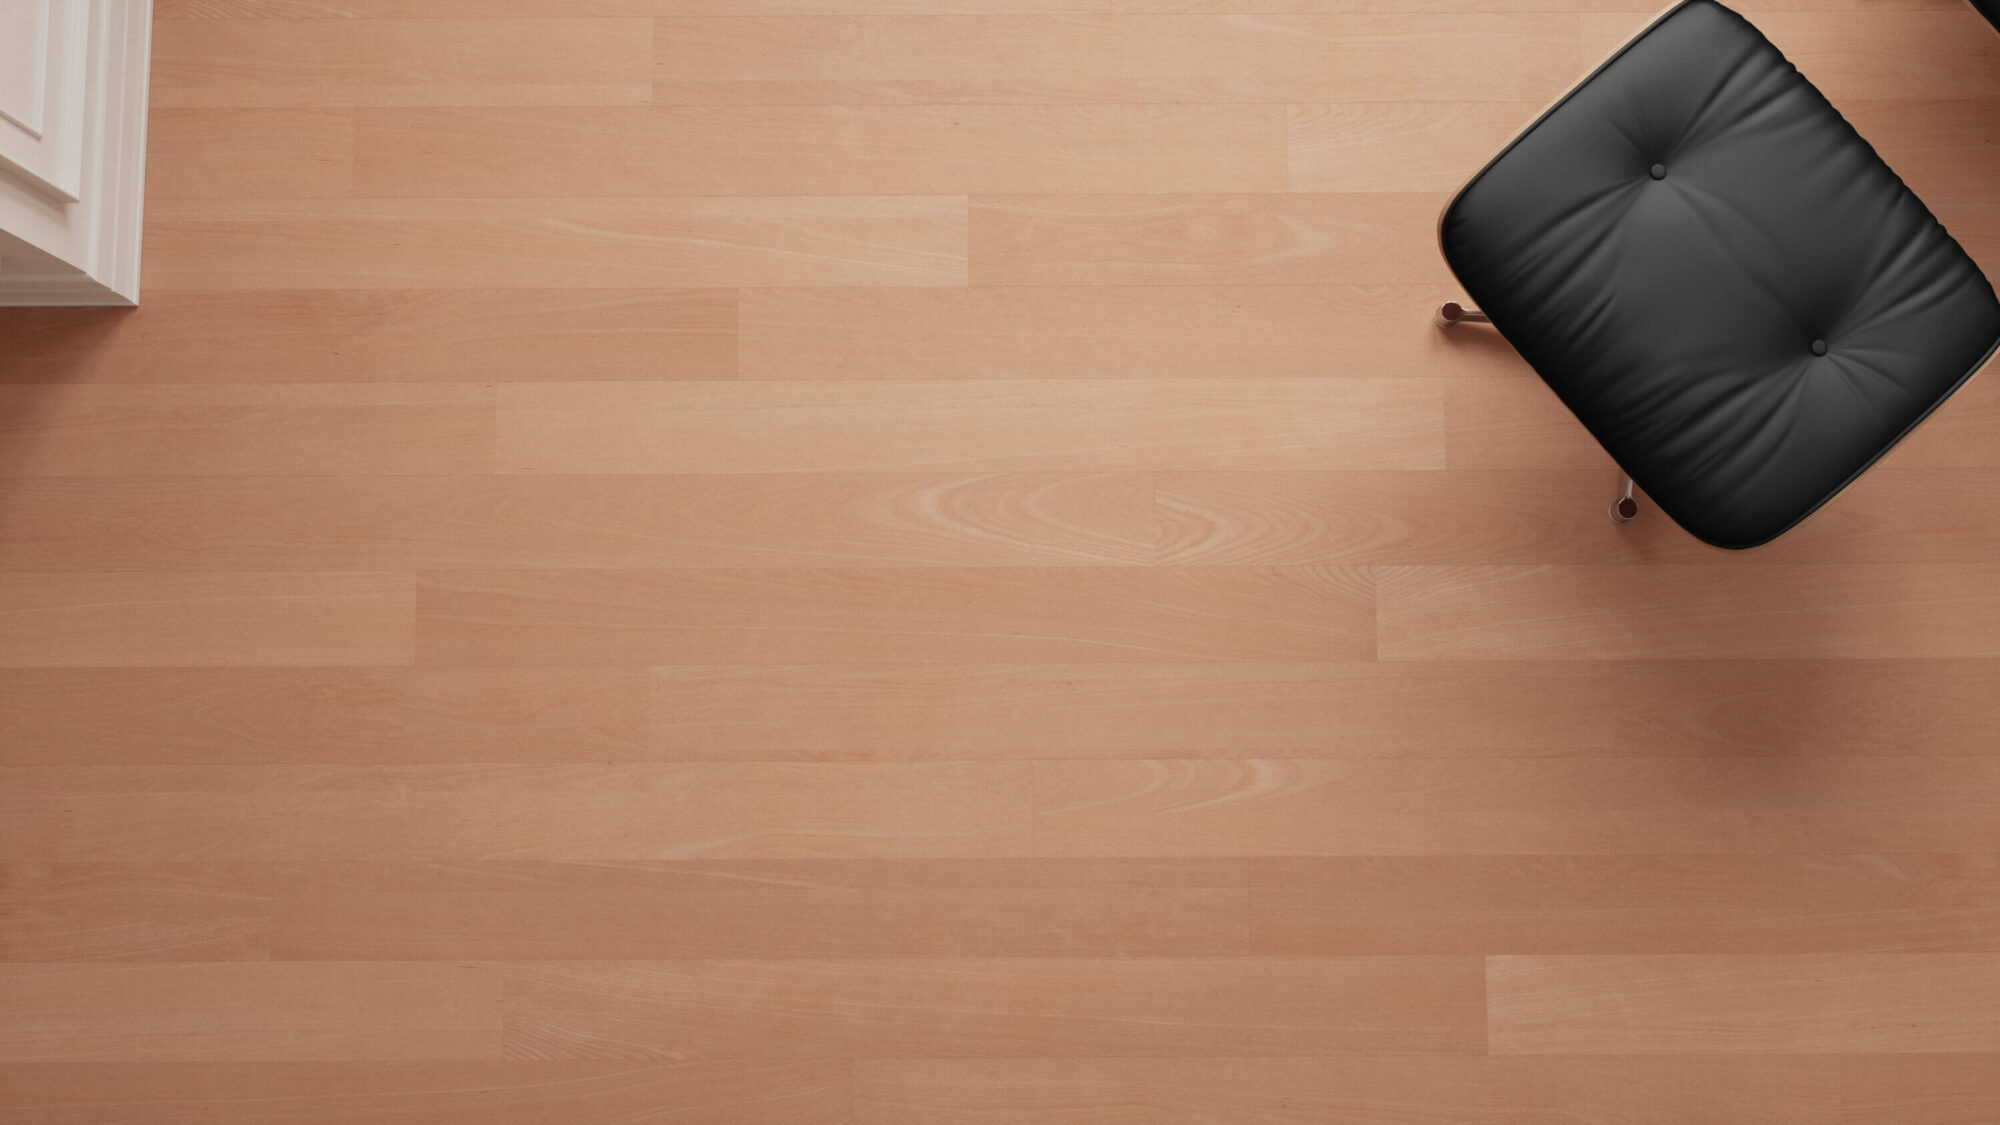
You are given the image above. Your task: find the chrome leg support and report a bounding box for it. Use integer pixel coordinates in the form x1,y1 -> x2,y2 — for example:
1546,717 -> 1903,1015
1609,474 -> 1638,524
1435,301 -> 1490,329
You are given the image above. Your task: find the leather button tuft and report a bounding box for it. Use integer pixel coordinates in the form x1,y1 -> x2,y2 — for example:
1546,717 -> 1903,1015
1649,163 -> 1667,180
1811,339 -> 1829,356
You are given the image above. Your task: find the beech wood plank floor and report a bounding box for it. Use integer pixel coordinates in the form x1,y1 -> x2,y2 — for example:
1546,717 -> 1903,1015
4,1 -> 2000,1120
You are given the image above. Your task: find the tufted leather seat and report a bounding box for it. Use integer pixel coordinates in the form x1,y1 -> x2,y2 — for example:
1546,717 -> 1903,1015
1439,0 -> 2000,549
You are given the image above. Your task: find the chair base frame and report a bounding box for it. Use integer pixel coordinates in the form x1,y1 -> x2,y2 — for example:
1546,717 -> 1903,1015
1436,301 -> 1641,526
1434,301 -> 1490,329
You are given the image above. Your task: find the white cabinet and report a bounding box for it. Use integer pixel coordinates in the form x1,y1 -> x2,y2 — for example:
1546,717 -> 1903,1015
0,0 -> 151,306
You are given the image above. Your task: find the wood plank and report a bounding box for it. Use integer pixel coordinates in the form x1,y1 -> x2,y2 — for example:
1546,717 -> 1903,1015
54,764 -> 1037,861
1251,855 -> 2000,955
0,573 -> 415,668
1840,1056 -> 2000,1125
417,567 -> 1374,665
1287,102 -> 1536,193
1157,469 -> 2000,565
502,956 -> 1483,1058
152,18 -> 653,107
650,659 -> 2000,761
1488,955 -> 2000,1054
146,110 -> 355,200
1,771 -> 61,864
651,14 -> 1580,104
1592,0 -> 1962,8
1030,758 -> 2000,856
0,963 -> 502,1061
969,194 -> 1451,286
14,651 -> 1990,766
1160,469 -> 1712,565
354,105 -> 1287,197
160,0 -> 653,13
736,286 -> 1526,381
0,291 -> 735,384
1445,375 -> 2000,471
1585,11 -> 2000,105
0,669 -> 647,766
0,384 -> 494,476
1376,565 -> 2000,660
0,865 -> 271,961
493,381 -> 1443,473
142,197 -> 969,290
0,473 -> 1153,571
0,1061 -> 849,1125
157,0 -> 1950,15
654,0 -> 1961,11
1843,101 -> 2000,209
852,1056 -> 1840,1124
268,859 -> 1247,959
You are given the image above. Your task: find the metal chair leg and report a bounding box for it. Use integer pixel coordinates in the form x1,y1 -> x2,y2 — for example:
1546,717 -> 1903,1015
1434,301 -> 1491,329
1609,474 -> 1638,524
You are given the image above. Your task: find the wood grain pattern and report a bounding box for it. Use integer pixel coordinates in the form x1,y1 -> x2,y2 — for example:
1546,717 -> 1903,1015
0,1062 -> 850,1125
268,859 -> 1248,959
55,757 -> 2000,862
658,0 -> 1966,11
653,661 -> 1631,760
1488,955 -> 2000,1054
648,659 -> 2000,760
54,763 -> 1039,861
3,1 -> 1995,1117
1843,101 -> 2000,208
158,0 -> 656,13
501,956 -> 1484,1058
1287,102 -> 1538,193
651,14 -> 1580,104
146,1 -> 1967,20
0,962 -> 503,1061
0,865 -> 271,962
146,110 -> 356,199
1585,10 -> 2000,105
354,105 -> 1288,197
494,380 -> 1444,473
1839,1056 -> 2000,1125
1158,469 -> 2000,564
969,194 -> 1452,285
0,773 -> 60,864
1030,758 -> 2000,855
1250,855 -> 2000,955
0,669 -> 648,765
0,385 -> 493,477
152,18 -> 653,107
0,473 -> 1152,570
0,290 -> 736,384
417,567 -> 1374,664
143,197 -> 969,290
736,285 -> 1526,380
0,573 -> 415,667
652,656 -> 2000,760
1377,565 -> 2000,660
853,1056 -> 1841,1124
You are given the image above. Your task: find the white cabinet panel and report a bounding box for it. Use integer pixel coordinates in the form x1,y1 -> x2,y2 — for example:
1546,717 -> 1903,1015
0,0 -> 87,202
0,0 -> 150,306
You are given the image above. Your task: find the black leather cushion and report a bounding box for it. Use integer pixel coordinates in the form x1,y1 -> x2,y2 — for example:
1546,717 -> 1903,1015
1440,0 -> 2000,549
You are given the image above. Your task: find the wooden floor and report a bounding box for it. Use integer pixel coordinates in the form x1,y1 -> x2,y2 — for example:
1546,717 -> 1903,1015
4,0 -> 2000,1120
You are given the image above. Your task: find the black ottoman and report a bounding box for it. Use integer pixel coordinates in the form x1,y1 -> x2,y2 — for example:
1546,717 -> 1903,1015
1437,0 -> 2000,549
